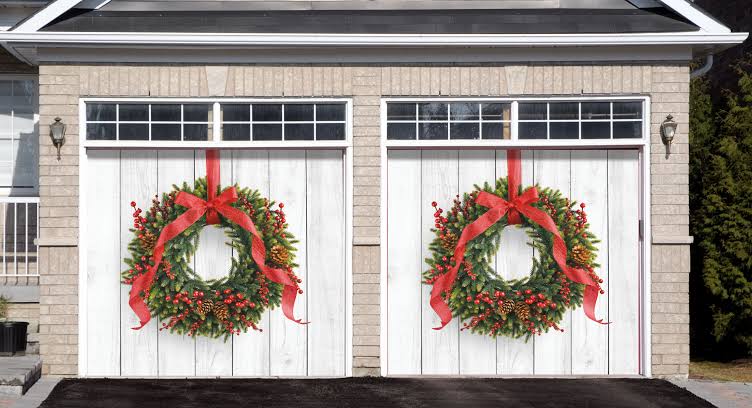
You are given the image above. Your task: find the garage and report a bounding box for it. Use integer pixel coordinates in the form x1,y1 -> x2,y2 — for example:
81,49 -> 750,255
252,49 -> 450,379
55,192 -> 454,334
79,100 -> 351,377
384,99 -> 646,376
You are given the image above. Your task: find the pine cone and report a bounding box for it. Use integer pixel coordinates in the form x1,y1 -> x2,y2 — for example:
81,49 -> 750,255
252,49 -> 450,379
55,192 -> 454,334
197,299 -> 214,317
213,302 -> 229,321
270,245 -> 289,265
571,244 -> 590,265
499,299 -> 515,315
441,231 -> 458,252
514,301 -> 530,320
140,230 -> 158,252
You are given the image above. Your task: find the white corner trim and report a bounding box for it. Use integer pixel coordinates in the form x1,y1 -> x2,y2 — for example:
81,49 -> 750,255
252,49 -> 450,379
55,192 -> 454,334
11,0 -> 84,33
0,31 -> 748,47
659,0 -> 731,33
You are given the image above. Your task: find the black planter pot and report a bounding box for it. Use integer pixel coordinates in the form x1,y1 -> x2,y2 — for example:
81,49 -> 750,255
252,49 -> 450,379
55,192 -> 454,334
12,322 -> 28,353
0,322 -> 16,355
0,321 -> 28,355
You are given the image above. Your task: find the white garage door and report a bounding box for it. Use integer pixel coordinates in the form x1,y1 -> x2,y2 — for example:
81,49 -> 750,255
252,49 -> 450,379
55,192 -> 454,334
384,99 -> 646,376
80,100 -> 350,377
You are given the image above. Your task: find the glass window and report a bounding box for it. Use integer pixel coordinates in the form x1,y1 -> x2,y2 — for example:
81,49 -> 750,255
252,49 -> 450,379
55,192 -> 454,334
0,79 -> 37,192
284,104 -> 314,122
518,103 -> 547,120
386,102 -> 511,141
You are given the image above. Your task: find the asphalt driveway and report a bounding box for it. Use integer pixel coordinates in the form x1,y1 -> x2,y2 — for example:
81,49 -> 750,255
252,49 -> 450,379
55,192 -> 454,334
38,377 -> 715,408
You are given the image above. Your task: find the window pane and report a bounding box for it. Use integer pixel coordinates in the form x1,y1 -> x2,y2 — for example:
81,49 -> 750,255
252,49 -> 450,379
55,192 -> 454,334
316,124 -> 345,140
518,103 -> 547,120
0,139 -> 12,162
253,124 -> 281,141
184,104 -> 212,122
549,103 -> 579,120
419,123 -> 448,140
252,104 -> 282,122
418,103 -> 447,121
119,104 -> 148,121
581,102 -> 610,120
613,102 -> 642,120
550,122 -> 579,139
86,104 -> 116,121
12,81 -> 34,105
151,124 -> 180,141
582,122 -> 611,139
481,103 -> 510,121
14,133 -> 37,187
387,103 -> 415,121
316,104 -> 346,121
86,123 -> 116,140
223,104 -> 250,122
223,124 -> 250,141
184,124 -> 208,141
519,122 -> 547,139
284,104 -> 314,122
119,124 -> 149,140
450,123 -> 479,140
482,123 -> 511,140
13,111 -> 34,135
387,123 -> 415,140
449,103 -> 479,121
285,124 -> 314,140
151,104 -> 181,121
613,121 -> 642,139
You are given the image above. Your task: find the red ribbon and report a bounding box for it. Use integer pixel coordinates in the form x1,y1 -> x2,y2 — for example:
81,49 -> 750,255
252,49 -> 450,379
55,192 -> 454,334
129,149 -> 305,330
429,149 -> 605,330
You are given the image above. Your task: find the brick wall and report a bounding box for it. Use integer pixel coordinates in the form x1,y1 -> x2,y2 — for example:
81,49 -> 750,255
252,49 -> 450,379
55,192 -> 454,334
38,63 -> 690,378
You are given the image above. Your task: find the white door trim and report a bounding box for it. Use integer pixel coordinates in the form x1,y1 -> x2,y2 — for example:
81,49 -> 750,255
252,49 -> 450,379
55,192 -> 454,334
379,96 -> 652,377
78,97 -> 354,377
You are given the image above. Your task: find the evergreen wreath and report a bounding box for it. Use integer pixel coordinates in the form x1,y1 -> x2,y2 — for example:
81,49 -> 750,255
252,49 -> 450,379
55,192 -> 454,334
122,178 -> 302,339
424,177 -> 604,339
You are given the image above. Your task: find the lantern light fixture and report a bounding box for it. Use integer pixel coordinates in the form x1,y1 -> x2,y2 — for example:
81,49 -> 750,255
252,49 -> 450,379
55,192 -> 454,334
660,114 -> 678,159
49,117 -> 66,161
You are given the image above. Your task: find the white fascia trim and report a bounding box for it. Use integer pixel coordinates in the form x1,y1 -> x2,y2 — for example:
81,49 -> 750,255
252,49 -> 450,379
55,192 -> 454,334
0,31 -> 748,47
659,0 -> 731,33
12,0 -> 83,33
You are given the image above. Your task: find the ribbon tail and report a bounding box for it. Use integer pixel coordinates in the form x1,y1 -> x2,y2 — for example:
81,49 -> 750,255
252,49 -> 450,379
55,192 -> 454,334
281,285 -> 308,325
128,204 -> 206,329
205,149 -> 221,225
583,285 -> 609,325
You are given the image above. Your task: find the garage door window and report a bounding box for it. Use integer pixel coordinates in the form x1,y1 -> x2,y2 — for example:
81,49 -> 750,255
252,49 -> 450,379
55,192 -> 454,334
386,99 -> 645,142
84,101 -> 348,143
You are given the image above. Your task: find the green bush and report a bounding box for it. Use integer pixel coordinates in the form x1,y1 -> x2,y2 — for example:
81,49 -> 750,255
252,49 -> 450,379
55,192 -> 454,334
690,60 -> 752,359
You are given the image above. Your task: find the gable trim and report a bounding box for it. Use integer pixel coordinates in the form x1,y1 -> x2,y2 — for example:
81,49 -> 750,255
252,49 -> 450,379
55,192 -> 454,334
658,0 -> 730,33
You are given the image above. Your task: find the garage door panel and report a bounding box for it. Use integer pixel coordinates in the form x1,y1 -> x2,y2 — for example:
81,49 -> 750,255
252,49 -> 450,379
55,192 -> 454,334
608,150 -> 640,375
269,150 -> 308,376
86,148 -> 346,377
231,150 -> 271,376
420,150 -> 460,375
306,150 -> 346,376
387,148 -> 641,376
120,150 -> 159,377
386,150 -> 422,375
533,150 -> 573,375
495,149 -> 535,375
571,150 -> 610,375
156,150 -> 197,377
86,150 -> 121,376
458,150 -> 497,375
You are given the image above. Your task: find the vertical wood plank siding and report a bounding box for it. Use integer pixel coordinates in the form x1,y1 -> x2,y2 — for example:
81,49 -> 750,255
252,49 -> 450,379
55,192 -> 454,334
38,64 -> 690,378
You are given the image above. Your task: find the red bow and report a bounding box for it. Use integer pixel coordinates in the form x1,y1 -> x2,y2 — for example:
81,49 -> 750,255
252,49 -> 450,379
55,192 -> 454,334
129,149 -> 305,330
429,150 -> 605,330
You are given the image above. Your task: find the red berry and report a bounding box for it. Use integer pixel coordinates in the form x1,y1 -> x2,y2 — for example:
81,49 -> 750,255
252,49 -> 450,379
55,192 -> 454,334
130,201 -> 136,207
580,203 -> 586,208
525,289 -> 532,295
432,201 -> 438,207
279,203 -> 284,209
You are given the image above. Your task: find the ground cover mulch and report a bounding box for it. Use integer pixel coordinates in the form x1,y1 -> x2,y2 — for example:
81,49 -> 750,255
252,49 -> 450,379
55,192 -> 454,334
39,377 -> 715,408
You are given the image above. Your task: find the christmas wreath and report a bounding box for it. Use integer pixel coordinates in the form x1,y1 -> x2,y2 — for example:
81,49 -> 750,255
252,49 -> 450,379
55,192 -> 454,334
123,150 -> 304,339
425,150 -> 605,339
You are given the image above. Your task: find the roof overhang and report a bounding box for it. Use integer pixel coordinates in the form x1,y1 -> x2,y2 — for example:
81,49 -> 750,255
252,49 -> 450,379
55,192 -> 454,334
0,0 -> 747,65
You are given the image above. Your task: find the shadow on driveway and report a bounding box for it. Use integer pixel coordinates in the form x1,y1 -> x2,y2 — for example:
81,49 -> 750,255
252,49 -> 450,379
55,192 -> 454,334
39,378 -> 715,408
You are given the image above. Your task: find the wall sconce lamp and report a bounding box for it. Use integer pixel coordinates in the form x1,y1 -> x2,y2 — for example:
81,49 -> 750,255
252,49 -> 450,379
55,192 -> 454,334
660,114 -> 678,159
49,117 -> 66,161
